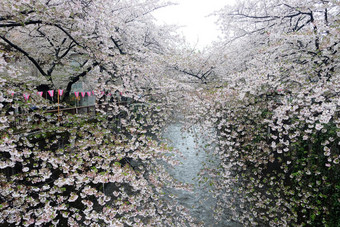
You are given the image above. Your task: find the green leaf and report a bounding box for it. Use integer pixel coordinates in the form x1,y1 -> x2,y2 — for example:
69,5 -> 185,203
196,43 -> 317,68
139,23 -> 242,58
115,162 -> 121,167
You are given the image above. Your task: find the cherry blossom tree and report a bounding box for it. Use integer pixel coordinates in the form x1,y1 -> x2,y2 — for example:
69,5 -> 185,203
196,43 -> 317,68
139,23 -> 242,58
194,0 -> 340,226
0,0 -> 198,226
2,0 -> 339,226
0,0 -> 176,99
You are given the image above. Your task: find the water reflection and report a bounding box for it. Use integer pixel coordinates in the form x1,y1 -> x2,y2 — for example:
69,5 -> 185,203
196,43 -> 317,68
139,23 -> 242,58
163,122 -> 239,226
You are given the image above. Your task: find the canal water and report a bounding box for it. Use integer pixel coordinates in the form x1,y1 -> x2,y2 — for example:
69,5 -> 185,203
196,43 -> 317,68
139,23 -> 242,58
162,121 -> 241,226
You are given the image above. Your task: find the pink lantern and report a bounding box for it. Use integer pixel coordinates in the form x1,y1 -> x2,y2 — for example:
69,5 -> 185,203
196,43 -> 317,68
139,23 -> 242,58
92,91 -> 95,95
87,91 -> 91,96
23,94 -> 30,101
58,89 -> 64,96
37,91 -> 43,97
48,90 -> 54,97
74,92 -> 79,98
81,92 -> 85,98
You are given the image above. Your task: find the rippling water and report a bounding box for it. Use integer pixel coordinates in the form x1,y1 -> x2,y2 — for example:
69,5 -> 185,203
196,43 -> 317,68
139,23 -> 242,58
162,122 -> 240,227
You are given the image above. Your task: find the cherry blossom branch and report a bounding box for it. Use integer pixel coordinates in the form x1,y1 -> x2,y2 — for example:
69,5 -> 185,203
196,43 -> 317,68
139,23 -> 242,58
0,20 -> 43,27
63,62 -> 99,99
110,36 -> 126,55
0,34 -> 55,85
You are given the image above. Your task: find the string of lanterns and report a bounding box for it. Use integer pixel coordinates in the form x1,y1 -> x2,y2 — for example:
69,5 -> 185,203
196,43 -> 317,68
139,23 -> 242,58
9,90 -> 123,101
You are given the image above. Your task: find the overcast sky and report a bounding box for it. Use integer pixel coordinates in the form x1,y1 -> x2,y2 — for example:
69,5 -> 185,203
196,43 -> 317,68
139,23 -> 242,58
152,0 -> 236,49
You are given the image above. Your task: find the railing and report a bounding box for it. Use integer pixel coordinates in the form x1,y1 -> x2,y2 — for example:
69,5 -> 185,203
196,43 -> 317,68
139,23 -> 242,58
44,105 -> 96,115
12,101 -> 149,127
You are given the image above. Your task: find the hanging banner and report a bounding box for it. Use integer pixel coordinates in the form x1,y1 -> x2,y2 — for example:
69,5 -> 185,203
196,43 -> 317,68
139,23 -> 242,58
81,92 -> 86,98
58,89 -> 64,96
87,91 -> 91,97
74,92 -> 79,98
37,91 -> 43,97
48,90 -> 54,97
92,91 -> 95,96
